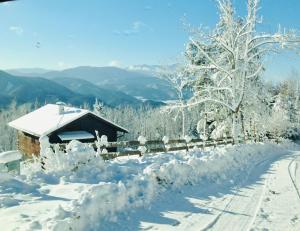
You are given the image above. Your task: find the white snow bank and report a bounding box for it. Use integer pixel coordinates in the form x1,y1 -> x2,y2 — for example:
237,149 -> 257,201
20,140 -> 296,231
0,173 -> 40,208
0,151 -> 22,164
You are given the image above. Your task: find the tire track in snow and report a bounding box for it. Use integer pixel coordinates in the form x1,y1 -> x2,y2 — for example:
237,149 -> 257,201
245,173 -> 270,231
288,154 -> 300,202
245,153 -> 300,231
200,194 -> 237,231
200,156 -> 275,231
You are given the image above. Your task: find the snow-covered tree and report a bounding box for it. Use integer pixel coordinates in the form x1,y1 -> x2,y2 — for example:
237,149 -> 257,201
184,0 -> 299,142
93,98 -> 105,117
159,65 -> 191,137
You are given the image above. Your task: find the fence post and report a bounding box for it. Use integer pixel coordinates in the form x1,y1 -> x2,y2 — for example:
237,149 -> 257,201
95,131 -> 109,159
39,135 -> 51,171
184,135 -> 192,152
100,135 -> 108,155
162,136 -> 170,152
95,130 -> 101,157
138,136 -> 147,157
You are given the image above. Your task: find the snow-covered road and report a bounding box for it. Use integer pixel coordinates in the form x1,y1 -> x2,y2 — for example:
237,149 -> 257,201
129,151 -> 300,231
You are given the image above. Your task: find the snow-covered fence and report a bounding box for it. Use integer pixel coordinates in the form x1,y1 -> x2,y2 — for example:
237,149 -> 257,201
51,135 -> 281,160
53,137 -> 237,160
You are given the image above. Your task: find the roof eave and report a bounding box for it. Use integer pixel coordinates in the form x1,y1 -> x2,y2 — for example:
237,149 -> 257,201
88,112 -> 129,133
8,108 -> 129,136
8,122 -> 42,137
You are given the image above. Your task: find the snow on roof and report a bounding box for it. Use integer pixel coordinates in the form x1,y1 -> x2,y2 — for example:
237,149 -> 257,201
0,151 -> 22,164
58,131 -> 94,141
8,104 -> 128,137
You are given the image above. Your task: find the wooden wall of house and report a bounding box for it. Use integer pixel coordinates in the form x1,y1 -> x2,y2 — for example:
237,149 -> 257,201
48,113 -> 118,143
48,113 -> 120,151
17,131 -> 40,157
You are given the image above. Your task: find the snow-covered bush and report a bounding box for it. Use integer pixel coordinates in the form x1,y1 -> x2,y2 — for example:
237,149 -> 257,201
137,135 -> 147,145
162,136 -> 169,144
23,139 -> 100,175
183,135 -> 192,143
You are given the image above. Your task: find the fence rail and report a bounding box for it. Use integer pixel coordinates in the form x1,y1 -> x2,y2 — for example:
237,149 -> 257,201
52,136 -> 280,160
52,137 -> 256,160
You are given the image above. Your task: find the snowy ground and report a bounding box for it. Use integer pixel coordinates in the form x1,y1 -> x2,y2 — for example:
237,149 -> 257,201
130,148 -> 300,231
0,141 -> 299,231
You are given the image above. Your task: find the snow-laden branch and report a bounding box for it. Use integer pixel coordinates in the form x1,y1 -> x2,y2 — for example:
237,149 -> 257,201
189,38 -> 233,78
184,97 -> 235,112
183,0 -> 299,141
246,64 -> 263,79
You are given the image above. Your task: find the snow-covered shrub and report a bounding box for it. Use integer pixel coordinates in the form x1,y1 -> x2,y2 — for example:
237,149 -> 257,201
100,135 -> 108,147
267,107 -> 291,138
137,135 -> 147,155
137,145 -> 147,154
24,139 -> 100,175
210,121 -> 228,140
137,136 -> 147,145
162,136 -> 169,144
162,136 -> 171,151
184,135 -> 192,143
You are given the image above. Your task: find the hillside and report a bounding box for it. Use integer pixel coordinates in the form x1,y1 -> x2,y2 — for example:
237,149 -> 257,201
0,70 -> 159,108
52,77 -> 147,107
0,70 -> 94,107
6,68 -> 52,77
9,66 -> 177,101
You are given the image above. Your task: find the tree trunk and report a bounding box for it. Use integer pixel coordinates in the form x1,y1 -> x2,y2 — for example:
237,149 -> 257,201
240,110 -> 246,142
231,112 -> 238,144
204,111 -> 208,139
249,118 -> 254,142
181,108 -> 185,138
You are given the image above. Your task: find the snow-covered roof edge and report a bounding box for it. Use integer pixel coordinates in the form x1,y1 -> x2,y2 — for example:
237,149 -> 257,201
8,109 -> 90,137
8,105 -> 128,137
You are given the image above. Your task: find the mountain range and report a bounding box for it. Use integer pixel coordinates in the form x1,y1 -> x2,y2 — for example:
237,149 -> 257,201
2,65 -> 176,108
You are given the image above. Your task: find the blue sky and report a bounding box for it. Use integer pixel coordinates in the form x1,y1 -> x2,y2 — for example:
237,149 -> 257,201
0,0 -> 299,81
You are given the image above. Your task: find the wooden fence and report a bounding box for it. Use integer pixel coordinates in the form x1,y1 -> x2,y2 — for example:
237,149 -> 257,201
52,136 -> 280,160
53,137 -> 247,160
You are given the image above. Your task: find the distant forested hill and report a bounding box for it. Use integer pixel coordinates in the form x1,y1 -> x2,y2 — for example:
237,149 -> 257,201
0,70 -> 164,108
8,66 -> 177,101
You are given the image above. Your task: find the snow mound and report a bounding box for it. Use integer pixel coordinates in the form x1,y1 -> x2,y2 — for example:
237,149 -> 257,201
37,141 -> 297,230
0,151 -> 22,164
1,140 -> 298,230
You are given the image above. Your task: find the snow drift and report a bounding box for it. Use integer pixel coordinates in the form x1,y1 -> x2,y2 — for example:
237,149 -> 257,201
22,141 -> 295,230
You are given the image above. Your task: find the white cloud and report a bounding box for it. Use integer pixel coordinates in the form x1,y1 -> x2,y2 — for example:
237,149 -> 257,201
113,21 -> 148,36
132,21 -> 145,30
2,1 -> 14,7
108,60 -> 121,67
57,61 -> 69,69
144,5 -> 152,10
9,26 -> 23,36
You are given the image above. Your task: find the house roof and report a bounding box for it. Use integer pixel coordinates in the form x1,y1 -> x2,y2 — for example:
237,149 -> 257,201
8,104 -> 128,137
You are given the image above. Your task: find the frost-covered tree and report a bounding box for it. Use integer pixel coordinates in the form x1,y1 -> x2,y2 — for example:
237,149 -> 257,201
184,0 -> 299,142
93,98 -> 105,117
0,102 -> 32,151
270,75 -> 300,138
159,65 -> 191,137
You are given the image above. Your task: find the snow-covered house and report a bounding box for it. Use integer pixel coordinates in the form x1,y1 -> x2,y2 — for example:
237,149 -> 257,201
8,104 -> 128,157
